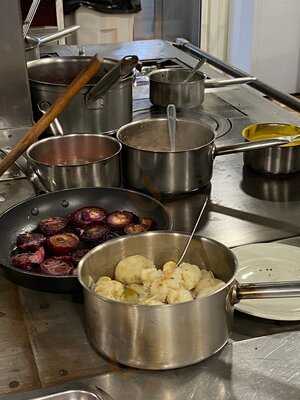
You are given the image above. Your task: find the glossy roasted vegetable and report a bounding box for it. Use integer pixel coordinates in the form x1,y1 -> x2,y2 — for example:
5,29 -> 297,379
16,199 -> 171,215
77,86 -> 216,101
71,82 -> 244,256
40,258 -> 73,276
16,232 -> 46,251
38,217 -> 68,236
106,210 -> 137,230
71,207 -> 107,227
47,233 -> 80,255
80,224 -> 111,244
11,247 -> 45,271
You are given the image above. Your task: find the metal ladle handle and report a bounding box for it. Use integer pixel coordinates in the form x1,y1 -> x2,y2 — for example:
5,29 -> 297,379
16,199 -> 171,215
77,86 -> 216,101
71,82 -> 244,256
176,197 -> 209,266
38,101 -> 64,136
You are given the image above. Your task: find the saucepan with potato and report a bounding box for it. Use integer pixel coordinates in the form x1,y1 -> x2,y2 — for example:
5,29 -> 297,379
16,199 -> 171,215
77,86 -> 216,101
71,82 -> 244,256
79,232 -> 300,370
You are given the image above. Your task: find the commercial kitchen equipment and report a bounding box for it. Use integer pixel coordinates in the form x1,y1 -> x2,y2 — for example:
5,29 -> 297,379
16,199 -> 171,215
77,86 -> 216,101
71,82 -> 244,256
1,2 -> 300,396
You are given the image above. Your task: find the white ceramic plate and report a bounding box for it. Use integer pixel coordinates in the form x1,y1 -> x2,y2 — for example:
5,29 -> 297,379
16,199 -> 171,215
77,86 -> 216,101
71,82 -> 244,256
233,243 -> 300,321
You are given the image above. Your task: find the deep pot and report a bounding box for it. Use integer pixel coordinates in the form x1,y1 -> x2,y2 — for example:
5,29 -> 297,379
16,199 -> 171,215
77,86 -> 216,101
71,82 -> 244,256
27,57 -> 134,135
26,134 -> 121,191
78,232 -> 300,369
117,118 -> 289,196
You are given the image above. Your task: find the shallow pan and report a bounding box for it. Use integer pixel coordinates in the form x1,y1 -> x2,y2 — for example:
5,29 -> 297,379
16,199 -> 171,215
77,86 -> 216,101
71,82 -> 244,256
0,188 -> 171,293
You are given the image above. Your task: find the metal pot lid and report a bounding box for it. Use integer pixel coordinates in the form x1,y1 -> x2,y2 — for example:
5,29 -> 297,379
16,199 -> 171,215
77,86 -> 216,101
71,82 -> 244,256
27,56 -> 132,86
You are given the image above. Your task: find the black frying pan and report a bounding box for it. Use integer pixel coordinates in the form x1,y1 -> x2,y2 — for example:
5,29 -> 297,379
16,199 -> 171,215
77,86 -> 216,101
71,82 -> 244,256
0,187 -> 171,293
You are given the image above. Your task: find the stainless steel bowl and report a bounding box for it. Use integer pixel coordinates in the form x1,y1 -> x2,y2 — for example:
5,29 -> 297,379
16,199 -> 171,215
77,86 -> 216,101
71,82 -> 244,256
27,134 -> 121,191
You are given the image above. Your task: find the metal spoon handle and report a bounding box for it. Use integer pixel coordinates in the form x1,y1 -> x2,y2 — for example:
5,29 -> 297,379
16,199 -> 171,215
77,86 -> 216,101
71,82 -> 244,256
167,104 -> 176,151
177,197 -> 209,266
183,58 -> 205,83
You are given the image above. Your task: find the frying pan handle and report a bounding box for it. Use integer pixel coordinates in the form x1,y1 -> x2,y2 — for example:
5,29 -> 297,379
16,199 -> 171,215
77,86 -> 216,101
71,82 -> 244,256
204,76 -> 256,89
38,101 -> 64,136
233,281 -> 300,302
214,138 -> 289,156
0,147 -> 48,195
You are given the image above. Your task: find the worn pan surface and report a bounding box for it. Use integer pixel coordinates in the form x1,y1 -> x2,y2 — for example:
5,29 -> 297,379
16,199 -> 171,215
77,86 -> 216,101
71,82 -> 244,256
0,187 -> 171,293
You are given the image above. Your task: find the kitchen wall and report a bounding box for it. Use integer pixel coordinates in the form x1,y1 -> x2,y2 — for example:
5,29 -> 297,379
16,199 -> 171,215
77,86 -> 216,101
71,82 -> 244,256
227,0 -> 300,94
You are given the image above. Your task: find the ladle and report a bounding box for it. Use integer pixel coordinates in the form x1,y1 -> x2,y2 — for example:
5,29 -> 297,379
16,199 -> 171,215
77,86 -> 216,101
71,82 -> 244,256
167,104 -> 177,151
183,58 -> 205,83
176,197 -> 209,266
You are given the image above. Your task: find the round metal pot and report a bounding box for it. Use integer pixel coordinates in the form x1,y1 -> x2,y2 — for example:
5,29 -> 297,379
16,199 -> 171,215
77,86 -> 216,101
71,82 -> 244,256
242,123 -> 300,174
27,57 -> 133,135
26,134 -> 121,191
149,68 -> 256,109
117,118 -> 289,196
78,232 -> 300,369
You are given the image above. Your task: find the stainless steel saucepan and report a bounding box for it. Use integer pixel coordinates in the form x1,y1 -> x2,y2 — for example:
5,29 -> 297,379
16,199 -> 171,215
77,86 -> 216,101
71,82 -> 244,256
1,134 -> 122,192
242,123 -> 300,174
117,118 -> 289,196
78,232 -> 300,370
149,68 -> 256,108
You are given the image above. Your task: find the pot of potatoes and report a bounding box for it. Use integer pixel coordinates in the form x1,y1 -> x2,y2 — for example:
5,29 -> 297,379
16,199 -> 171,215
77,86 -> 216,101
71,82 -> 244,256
78,231 -> 239,369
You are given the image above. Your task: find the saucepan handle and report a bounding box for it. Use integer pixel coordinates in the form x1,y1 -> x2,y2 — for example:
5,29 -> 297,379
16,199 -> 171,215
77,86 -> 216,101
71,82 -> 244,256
205,76 -> 256,89
38,101 -> 64,136
214,138 -> 289,156
234,281 -> 300,301
85,55 -> 139,104
0,147 -> 48,195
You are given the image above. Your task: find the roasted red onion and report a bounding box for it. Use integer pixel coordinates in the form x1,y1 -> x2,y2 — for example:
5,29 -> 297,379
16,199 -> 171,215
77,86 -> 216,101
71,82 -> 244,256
106,210 -> 137,230
47,233 -> 80,255
72,248 -> 91,265
16,232 -> 46,251
80,224 -> 111,244
11,247 -> 45,271
40,258 -> 73,276
38,217 -> 68,236
124,224 -> 148,235
140,217 -> 155,230
71,207 -> 107,227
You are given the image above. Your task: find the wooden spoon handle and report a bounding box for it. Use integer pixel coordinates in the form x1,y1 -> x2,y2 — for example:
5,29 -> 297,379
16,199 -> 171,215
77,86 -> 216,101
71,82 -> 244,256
0,55 -> 102,177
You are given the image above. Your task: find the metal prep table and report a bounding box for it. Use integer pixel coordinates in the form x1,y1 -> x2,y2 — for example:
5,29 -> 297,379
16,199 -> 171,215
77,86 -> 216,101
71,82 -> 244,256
0,40 -> 300,400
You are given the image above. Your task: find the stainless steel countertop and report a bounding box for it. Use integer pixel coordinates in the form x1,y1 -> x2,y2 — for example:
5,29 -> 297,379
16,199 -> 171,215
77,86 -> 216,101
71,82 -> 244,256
1,40 -> 300,400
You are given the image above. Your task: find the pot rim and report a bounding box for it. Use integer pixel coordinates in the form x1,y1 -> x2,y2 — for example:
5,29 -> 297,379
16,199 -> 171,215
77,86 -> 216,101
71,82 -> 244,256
117,118 -> 216,154
148,68 -> 206,85
27,56 -> 133,87
78,231 -> 238,309
242,122 -> 300,148
26,133 -> 122,167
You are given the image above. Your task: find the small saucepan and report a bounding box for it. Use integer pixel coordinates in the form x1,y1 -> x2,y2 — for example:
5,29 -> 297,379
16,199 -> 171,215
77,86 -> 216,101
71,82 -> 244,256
25,134 -> 122,192
78,232 -> 300,369
117,118 -> 289,196
242,123 -> 300,174
149,68 -> 256,108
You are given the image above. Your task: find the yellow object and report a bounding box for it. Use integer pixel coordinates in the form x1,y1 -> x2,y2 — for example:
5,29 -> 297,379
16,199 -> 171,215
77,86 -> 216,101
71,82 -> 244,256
242,123 -> 300,147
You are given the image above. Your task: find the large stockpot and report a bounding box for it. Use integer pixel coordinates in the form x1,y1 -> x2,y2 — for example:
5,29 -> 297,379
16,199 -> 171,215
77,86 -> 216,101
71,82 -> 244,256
27,57 -> 134,135
117,118 -> 289,196
78,232 -> 300,369
242,123 -> 300,174
149,68 -> 256,108
26,134 -> 121,191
